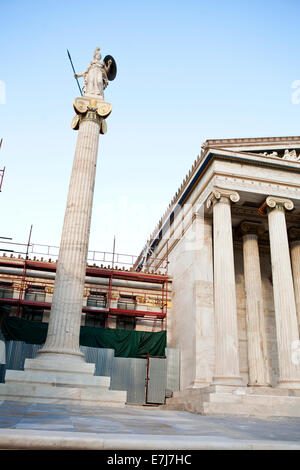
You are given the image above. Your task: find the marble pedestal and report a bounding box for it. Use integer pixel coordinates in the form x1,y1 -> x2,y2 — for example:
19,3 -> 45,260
0,355 -> 126,407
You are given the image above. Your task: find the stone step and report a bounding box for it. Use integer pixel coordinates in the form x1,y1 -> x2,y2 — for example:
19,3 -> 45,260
241,394 -> 300,407
171,394 -> 211,404
162,399 -> 191,409
162,398 -> 205,413
24,358 -> 95,375
245,387 -> 300,397
161,403 -> 188,411
208,393 -> 243,403
0,382 -> 127,407
163,402 -> 204,413
167,388 -> 211,403
172,388 -> 210,397
207,392 -> 300,406
163,389 -> 300,418
202,401 -> 300,417
4,369 -> 110,389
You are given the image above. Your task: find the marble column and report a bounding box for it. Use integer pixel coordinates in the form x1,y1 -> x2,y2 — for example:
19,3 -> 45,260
266,196 -> 300,389
192,212 -> 215,387
37,97 -> 112,369
289,227 -> 300,331
239,221 -> 270,386
207,188 -> 243,386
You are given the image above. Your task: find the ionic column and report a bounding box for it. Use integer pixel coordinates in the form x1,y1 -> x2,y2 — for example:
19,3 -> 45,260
37,98 -> 112,364
265,196 -> 300,388
192,212 -> 215,387
207,188 -> 243,386
238,221 -> 270,386
289,227 -> 300,331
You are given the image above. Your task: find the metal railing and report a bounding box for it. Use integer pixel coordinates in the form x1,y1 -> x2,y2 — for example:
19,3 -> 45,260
0,240 -> 168,274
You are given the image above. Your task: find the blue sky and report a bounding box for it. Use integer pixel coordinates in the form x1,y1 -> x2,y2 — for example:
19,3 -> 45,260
1,0 -> 300,259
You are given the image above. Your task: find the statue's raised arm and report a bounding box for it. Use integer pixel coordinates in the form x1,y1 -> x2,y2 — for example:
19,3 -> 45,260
105,58 -> 113,74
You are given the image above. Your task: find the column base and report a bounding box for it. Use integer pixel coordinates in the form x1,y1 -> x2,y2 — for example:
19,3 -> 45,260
37,346 -> 85,359
212,375 -> 244,386
24,354 -> 95,376
277,379 -> 300,390
35,348 -> 89,375
248,382 -> 272,387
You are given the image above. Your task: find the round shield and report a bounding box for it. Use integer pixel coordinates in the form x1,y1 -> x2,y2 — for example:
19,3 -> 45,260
104,55 -> 117,81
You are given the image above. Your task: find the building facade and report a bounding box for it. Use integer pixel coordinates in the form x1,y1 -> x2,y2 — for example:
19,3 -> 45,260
136,136 -> 300,416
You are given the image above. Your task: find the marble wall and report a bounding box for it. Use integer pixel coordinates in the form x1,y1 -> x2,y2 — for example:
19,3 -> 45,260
167,214 -> 214,389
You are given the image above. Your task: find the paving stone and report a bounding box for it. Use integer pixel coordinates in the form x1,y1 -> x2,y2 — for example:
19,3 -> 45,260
0,400 -> 300,449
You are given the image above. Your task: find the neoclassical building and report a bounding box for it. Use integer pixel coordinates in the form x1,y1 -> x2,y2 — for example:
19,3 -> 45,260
1,134 -> 300,416
137,136 -> 300,416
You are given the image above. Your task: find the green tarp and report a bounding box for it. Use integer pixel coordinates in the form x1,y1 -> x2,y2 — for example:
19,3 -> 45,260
0,316 -> 166,358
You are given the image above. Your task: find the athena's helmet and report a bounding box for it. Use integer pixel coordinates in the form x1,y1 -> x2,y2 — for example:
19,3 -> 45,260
93,47 -> 101,61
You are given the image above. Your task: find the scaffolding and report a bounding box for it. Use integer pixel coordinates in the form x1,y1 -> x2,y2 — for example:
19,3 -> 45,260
0,239 -> 170,332
0,240 -> 168,274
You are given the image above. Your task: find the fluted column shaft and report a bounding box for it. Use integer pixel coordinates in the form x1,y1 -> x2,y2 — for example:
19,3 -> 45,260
39,113 -> 101,358
266,196 -> 300,388
289,229 -> 300,331
207,188 -> 243,386
240,223 -> 270,386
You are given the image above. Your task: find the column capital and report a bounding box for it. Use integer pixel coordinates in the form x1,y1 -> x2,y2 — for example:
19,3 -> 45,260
73,97 -> 112,118
266,196 -> 294,211
206,187 -> 240,210
259,196 -> 294,215
71,97 -> 112,133
236,221 -> 265,238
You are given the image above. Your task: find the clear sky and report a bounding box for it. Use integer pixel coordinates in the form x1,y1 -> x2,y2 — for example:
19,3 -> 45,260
1,0 -> 300,260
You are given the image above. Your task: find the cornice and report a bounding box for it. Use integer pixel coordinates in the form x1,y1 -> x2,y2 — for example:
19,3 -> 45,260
202,136 -> 300,149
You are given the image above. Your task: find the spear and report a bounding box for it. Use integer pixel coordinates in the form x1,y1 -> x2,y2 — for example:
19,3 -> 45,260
67,49 -> 82,96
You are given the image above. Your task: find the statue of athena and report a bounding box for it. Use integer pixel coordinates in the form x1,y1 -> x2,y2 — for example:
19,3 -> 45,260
75,47 -> 112,98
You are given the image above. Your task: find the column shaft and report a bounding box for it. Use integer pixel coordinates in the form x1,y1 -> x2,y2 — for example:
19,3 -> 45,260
267,200 -> 300,388
242,232 -> 270,386
39,117 -> 100,357
290,240 -> 300,331
192,214 -> 215,387
211,194 -> 242,386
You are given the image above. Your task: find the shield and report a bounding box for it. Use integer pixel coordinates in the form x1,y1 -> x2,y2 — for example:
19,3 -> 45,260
104,55 -> 117,81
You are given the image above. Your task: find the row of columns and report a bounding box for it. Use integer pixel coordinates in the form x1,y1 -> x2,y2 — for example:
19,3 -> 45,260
206,188 -> 300,389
